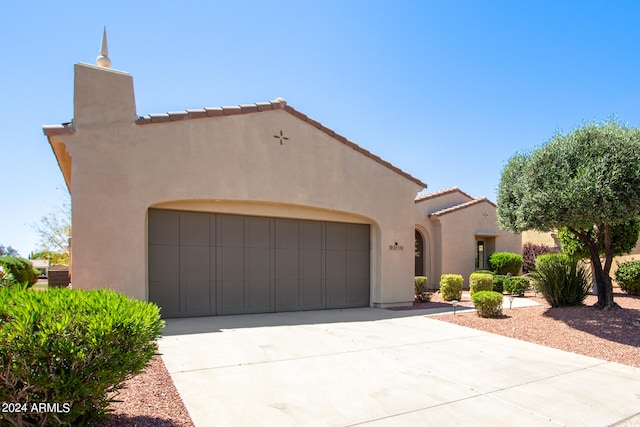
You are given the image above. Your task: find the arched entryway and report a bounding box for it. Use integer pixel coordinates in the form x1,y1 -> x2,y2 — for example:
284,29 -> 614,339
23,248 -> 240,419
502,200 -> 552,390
415,229 -> 424,277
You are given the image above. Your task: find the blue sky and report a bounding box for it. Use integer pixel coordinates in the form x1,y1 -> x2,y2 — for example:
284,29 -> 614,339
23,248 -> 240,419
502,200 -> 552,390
2,1 -> 640,257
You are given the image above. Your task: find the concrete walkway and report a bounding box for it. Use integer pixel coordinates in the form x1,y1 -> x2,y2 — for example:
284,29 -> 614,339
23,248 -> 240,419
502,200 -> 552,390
159,307 -> 640,427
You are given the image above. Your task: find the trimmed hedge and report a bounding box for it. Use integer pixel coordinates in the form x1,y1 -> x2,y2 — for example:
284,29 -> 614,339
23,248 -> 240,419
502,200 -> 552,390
530,253 -> 590,307
471,291 -> 503,318
414,276 -> 431,302
522,243 -> 559,273
0,287 -> 164,426
492,274 -> 507,294
615,260 -> 640,296
488,252 -> 523,276
439,274 -> 463,301
469,272 -> 493,296
504,276 -> 529,296
0,256 -> 39,287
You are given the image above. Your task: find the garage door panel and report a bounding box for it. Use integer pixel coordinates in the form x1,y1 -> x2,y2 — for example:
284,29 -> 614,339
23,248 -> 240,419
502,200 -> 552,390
185,280 -> 210,313
347,251 -> 370,279
247,280 -> 272,311
276,248 -> 299,279
148,210 -> 180,245
218,215 -> 244,247
277,279 -> 300,310
219,247 -> 244,280
326,223 -> 347,250
185,213 -> 210,246
326,250 -> 347,280
300,249 -> 322,279
247,247 -> 271,280
326,278 -> 348,308
301,278 -> 323,307
247,218 -> 271,248
301,222 -> 322,249
149,245 -> 180,282
348,224 -> 370,250
185,246 -> 210,281
149,281 -> 180,315
276,220 -> 299,249
348,277 -> 370,306
218,280 -> 244,314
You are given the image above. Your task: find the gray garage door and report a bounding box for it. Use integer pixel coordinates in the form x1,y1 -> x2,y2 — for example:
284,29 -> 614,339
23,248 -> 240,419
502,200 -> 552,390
148,209 -> 370,318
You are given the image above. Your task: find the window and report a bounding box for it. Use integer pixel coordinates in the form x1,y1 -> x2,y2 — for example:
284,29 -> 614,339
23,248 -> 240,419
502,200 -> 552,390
476,240 -> 485,269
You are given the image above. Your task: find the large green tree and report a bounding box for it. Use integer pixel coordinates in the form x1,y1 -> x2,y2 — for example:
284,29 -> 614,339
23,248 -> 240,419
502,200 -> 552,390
497,119 -> 640,309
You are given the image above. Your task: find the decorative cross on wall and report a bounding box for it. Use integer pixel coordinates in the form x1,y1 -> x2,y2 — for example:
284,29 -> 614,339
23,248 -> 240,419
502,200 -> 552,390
273,130 -> 289,146
482,212 -> 489,220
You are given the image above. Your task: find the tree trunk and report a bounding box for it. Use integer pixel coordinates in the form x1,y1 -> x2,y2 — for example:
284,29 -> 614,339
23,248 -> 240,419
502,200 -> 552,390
573,225 -> 617,310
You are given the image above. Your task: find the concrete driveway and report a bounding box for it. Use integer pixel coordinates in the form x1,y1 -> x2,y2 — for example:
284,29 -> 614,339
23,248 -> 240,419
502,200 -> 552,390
159,308 -> 640,426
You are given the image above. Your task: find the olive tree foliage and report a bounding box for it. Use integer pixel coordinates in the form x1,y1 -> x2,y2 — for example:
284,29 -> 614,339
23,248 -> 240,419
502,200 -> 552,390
497,120 -> 640,309
557,220 -> 640,261
32,191 -> 71,254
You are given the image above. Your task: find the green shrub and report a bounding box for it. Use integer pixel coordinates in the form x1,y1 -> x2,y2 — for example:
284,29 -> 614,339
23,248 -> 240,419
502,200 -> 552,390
471,291 -> 504,318
0,287 -> 164,426
488,252 -> 523,276
0,256 -> 39,287
615,260 -> 640,296
439,274 -> 463,301
414,276 -> 431,302
469,273 -> 493,296
529,253 -> 591,307
504,276 -> 529,296
492,274 -> 507,293
473,270 -> 494,276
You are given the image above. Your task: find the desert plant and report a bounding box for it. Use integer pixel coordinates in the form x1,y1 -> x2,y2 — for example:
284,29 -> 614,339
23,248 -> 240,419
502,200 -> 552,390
471,291 -> 503,318
529,253 -> 591,307
414,276 -> 431,302
439,274 -> 463,301
469,272 -> 493,296
0,286 -> 164,426
488,252 -> 523,276
492,274 -> 507,293
615,260 -> 640,296
504,276 -> 529,296
0,256 -> 38,287
522,243 -> 560,273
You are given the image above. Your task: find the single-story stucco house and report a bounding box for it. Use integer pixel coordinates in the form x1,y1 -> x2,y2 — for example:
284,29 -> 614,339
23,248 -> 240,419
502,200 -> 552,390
43,41 -> 521,318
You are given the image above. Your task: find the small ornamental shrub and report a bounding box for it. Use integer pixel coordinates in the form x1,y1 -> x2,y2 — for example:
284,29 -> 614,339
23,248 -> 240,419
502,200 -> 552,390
492,274 -> 507,294
488,252 -> 523,276
439,274 -> 463,301
473,270 -> 494,276
615,260 -> 640,296
0,256 -> 38,287
471,291 -> 503,318
414,276 -> 431,302
0,286 -> 164,426
469,273 -> 493,296
504,276 -> 529,296
530,254 -> 590,307
522,243 -> 560,273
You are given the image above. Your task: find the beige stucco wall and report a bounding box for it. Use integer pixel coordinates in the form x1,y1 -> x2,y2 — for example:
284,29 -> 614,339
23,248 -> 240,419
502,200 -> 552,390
416,198 -> 521,289
48,63 -> 424,307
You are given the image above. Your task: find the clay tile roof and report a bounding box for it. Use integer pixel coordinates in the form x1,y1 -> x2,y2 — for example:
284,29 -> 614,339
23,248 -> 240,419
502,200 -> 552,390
428,197 -> 496,217
415,186 -> 475,203
134,99 -> 427,188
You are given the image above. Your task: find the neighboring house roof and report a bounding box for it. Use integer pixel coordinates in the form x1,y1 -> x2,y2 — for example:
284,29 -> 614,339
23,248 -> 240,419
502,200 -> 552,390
43,98 -> 427,189
428,197 -> 496,217
414,186 -> 474,203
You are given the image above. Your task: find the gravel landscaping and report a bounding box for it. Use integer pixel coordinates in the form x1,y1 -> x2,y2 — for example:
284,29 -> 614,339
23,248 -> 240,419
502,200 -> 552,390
96,291 -> 640,426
